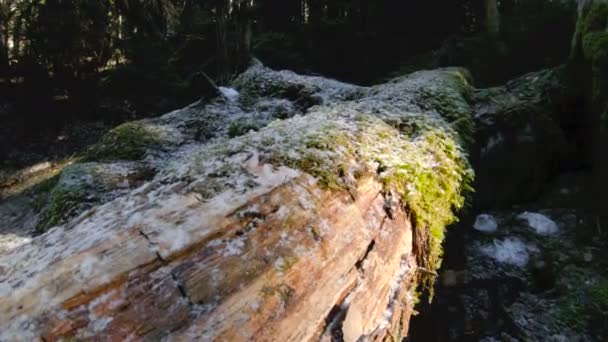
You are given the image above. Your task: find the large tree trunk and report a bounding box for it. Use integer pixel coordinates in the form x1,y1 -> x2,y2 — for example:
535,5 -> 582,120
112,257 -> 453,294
234,0 -> 252,72
215,0 -> 231,83
0,62 -> 474,341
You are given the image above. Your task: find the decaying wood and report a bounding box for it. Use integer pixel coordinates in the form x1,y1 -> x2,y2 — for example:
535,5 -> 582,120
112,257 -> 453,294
0,63 -> 473,341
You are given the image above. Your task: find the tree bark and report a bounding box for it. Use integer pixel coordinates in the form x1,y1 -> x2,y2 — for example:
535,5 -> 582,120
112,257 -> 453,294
0,64 -> 473,341
0,2 -> 10,77
483,0 -> 500,36
215,0 -> 230,83
234,0 -> 252,72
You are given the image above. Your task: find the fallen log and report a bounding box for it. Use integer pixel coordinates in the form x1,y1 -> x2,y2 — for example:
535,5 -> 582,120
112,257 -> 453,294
0,62 -> 474,341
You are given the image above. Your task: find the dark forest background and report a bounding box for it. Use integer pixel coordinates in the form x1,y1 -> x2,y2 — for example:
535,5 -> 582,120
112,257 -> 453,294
0,0 -> 576,165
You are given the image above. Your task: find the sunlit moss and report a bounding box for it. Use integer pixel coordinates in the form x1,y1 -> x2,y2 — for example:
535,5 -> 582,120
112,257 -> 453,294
376,129 -> 473,295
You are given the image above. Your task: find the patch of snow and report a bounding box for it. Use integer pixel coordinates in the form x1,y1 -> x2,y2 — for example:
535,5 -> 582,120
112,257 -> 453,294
481,133 -> 504,156
159,227 -> 191,253
473,214 -> 498,233
275,206 -> 290,219
208,239 -> 222,248
0,315 -> 37,341
517,212 -> 558,235
88,314 -> 113,333
480,237 -> 530,267
274,257 -> 286,270
219,87 -> 240,102
222,236 -> 247,257
80,255 -> 99,279
378,256 -> 411,330
249,298 -> 261,311
210,267 -> 224,284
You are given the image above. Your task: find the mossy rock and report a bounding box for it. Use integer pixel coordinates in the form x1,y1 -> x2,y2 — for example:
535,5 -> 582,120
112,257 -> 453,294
82,122 -> 162,162
471,68 -> 571,208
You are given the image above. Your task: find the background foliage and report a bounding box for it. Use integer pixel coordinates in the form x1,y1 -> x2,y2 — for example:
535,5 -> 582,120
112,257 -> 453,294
0,0 -> 576,145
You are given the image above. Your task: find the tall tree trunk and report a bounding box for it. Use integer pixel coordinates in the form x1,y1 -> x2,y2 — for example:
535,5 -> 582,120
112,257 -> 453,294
234,0 -> 252,71
483,0 -> 500,36
215,0 -> 230,83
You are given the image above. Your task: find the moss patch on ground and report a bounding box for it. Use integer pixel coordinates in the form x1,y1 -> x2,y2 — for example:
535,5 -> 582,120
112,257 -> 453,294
557,274 -> 608,334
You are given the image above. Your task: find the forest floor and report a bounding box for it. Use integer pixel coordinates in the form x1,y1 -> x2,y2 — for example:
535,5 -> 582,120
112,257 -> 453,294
0,119 -> 113,252
410,171 -> 608,341
0,120 -> 112,198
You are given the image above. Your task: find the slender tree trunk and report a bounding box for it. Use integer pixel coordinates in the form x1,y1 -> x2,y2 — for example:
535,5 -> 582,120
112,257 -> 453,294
326,0 -> 339,20
0,26 -> 8,77
0,4 -> 9,77
360,0 -> 369,33
483,0 -> 500,36
308,0 -> 324,25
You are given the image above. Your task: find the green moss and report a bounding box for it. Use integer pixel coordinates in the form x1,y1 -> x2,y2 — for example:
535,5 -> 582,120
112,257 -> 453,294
228,120 -> 261,138
36,186 -> 86,232
292,115 -> 473,298
417,88 -> 474,142
188,70 -> 475,302
291,152 -> 342,190
30,175 -> 61,212
579,2 -> 608,35
381,130 -> 473,296
82,122 -> 161,161
591,278 -> 608,308
30,174 -> 61,194
583,31 -> 608,64
558,299 -> 588,330
557,275 -> 608,332
277,128 -> 354,191
572,2 -> 608,117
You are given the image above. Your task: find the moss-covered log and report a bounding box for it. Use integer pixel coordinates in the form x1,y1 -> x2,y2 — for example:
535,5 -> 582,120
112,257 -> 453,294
0,62 -> 473,340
